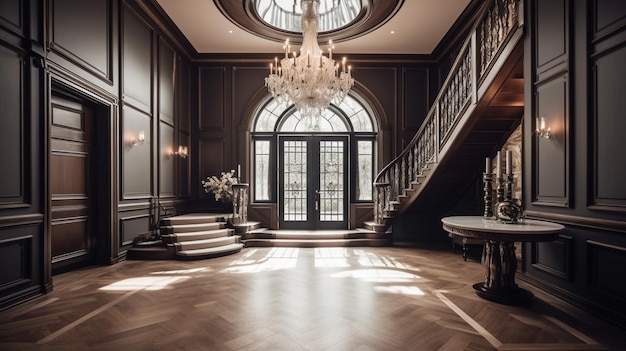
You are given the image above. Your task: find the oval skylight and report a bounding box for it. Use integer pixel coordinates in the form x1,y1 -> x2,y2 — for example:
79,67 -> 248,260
255,0 -> 364,33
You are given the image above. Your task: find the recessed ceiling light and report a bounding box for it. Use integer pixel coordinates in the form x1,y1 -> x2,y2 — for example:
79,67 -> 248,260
229,30 -> 233,34
390,30 -> 395,34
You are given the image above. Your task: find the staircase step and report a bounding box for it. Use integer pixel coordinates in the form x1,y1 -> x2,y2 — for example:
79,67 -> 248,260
162,228 -> 234,243
363,221 -> 392,233
244,229 -> 388,240
231,221 -> 261,234
176,243 -> 244,259
161,222 -> 226,234
243,238 -> 390,248
174,235 -> 241,252
160,213 -> 229,226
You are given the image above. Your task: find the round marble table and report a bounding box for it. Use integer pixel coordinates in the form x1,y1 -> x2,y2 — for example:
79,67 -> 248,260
441,216 -> 564,305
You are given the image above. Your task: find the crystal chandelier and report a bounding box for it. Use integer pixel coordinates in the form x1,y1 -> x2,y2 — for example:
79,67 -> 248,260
265,0 -> 354,130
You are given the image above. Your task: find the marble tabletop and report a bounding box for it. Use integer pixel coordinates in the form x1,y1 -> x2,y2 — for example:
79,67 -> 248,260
441,216 -> 564,242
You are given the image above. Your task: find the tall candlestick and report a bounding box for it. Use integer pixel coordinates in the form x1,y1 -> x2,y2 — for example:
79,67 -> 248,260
485,157 -> 491,174
496,151 -> 502,178
237,164 -> 241,180
284,39 -> 289,58
506,150 -> 512,175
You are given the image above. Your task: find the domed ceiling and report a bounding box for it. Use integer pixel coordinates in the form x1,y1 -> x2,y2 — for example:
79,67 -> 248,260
155,0 -> 472,54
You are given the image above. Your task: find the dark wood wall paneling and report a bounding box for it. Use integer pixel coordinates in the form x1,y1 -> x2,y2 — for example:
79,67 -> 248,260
120,1 -> 190,244
0,44 -> 27,206
121,4 -> 153,203
0,0 -> 192,309
48,0 -> 116,94
531,0 -> 570,208
177,57 -> 191,197
525,0 -> 626,327
198,66 -> 227,193
158,39 -> 175,198
0,0 -> 47,309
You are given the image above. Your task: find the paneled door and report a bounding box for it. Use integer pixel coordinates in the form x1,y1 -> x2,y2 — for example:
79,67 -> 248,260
50,95 -> 96,273
279,136 -> 349,229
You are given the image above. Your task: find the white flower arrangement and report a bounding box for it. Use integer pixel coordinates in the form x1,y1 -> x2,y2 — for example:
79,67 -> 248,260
201,170 -> 238,202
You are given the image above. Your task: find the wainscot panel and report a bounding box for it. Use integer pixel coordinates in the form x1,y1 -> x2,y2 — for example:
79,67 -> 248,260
50,0 -> 111,80
0,223 -> 42,310
591,44 -> 626,210
531,234 -> 573,280
122,105 -> 152,198
122,4 -> 153,113
0,0 -> 23,36
199,67 -> 225,131
159,38 -> 175,124
533,73 -> 569,207
159,121 -> 175,197
587,240 -> 626,302
0,44 -> 27,206
534,0 -> 568,74
120,214 -> 150,247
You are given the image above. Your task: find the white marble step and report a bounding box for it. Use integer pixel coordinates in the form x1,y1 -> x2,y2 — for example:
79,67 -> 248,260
176,243 -> 244,258
174,235 -> 240,252
162,228 -> 234,243
161,221 -> 226,234
160,213 -> 229,226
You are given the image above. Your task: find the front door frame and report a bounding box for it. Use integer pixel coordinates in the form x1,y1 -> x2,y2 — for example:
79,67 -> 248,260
49,78 -> 117,276
278,134 -> 349,230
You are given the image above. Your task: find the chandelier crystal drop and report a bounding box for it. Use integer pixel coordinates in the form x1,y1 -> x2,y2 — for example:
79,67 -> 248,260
265,0 -> 354,130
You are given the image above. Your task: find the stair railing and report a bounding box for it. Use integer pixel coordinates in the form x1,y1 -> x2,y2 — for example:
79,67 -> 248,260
373,0 -> 522,227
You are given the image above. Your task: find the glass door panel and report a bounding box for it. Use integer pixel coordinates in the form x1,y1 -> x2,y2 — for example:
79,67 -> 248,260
282,140 -> 308,222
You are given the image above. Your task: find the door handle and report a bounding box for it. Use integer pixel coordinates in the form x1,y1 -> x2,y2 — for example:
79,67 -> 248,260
315,200 -> 319,211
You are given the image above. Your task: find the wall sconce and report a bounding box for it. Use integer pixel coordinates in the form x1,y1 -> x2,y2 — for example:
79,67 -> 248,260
174,145 -> 188,158
535,117 -> 551,139
131,131 -> 146,146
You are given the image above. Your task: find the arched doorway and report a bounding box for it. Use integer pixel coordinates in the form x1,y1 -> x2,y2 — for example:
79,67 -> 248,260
251,93 -> 378,229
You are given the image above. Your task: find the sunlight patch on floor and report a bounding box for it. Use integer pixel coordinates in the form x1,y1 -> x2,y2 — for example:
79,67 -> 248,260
354,249 -> 421,271
151,267 -> 212,275
375,285 -> 425,296
314,247 -> 350,267
221,247 -> 300,273
331,268 -> 422,283
99,276 -> 190,291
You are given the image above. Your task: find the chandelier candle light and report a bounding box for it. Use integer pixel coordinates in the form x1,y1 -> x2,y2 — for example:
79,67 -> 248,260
265,0 -> 354,130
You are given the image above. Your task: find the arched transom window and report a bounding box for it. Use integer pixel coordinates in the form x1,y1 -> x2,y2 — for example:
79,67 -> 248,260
252,94 -> 377,204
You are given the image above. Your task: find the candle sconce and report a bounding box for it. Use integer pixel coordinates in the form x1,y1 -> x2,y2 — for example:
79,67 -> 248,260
173,146 -> 188,158
171,145 -> 189,158
535,117 -> 551,139
131,131 -> 146,147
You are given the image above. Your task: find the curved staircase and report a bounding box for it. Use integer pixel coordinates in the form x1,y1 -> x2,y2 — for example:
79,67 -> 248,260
364,0 -> 525,235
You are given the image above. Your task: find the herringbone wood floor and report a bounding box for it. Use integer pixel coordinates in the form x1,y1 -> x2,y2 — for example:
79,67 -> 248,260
1,245 -> 624,350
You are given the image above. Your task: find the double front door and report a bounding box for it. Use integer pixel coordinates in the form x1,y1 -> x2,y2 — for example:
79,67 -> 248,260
279,136 -> 348,230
